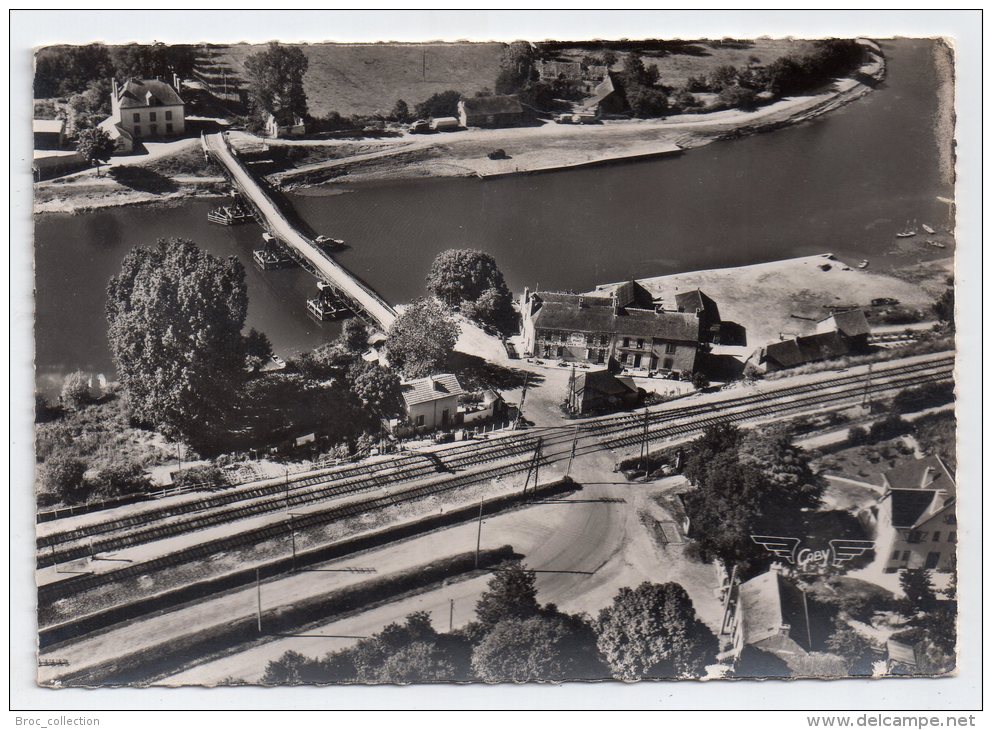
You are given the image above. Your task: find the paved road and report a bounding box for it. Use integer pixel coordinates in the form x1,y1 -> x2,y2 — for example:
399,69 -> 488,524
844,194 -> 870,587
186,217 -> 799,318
203,132 -> 396,330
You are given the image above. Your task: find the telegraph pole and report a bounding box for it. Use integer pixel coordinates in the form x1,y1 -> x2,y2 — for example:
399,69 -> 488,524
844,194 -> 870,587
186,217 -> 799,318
449,598 -> 455,631
565,426 -> 579,479
288,514 -> 297,571
475,498 -> 485,568
255,568 -> 263,634
515,373 -> 529,428
862,363 -> 873,409
284,467 -> 291,510
641,408 -> 650,479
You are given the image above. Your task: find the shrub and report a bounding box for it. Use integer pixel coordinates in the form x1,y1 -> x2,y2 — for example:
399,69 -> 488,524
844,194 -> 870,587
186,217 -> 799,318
59,370 -> 90,411
41,454 -> 88,504
847,425 -> 869,446
172,463 -> 225,489
891,382 -> 954,413
93,457 -> 151,498
868,414 -> 909,442
718,85 -> 759,111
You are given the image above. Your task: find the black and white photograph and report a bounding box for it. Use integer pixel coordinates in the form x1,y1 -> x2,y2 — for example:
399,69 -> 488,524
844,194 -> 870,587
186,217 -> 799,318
11,8 -> 981,714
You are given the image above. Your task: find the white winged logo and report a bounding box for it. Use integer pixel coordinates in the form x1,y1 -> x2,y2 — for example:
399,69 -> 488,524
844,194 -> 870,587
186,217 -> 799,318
751,535 -> 874,571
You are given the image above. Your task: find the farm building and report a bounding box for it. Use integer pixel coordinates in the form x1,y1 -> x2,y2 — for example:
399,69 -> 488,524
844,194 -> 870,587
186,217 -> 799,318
457,95 -> 525,128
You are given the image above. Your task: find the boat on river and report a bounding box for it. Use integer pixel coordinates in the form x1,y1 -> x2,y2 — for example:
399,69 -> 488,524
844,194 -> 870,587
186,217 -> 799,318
314,235 -> 347,250
207,205 -> 252,226
896,219 -> 918,238
927,240 -> 946,249
922,223 -> 936,234
858,259 -> 870,269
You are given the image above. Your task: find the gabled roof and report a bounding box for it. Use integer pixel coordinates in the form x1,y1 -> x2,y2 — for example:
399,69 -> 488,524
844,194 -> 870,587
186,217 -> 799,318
577,369 -> 639,397
401,374 -> 465,407
675,288 -> 721,322
117,78 -> 184,109
762,331 -> 849,369
737,570 -> 812,652
532,300 -> 700,342
460,95 -> 524,116
820,309 -> 871,338
890,490 -> 942,529
882,455 -> 955,493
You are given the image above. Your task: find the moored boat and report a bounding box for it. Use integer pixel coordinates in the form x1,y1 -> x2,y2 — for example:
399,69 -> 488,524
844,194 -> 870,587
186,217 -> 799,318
857,259 -> 870,269
927,240 -> 946,249
922,223 -> 936,234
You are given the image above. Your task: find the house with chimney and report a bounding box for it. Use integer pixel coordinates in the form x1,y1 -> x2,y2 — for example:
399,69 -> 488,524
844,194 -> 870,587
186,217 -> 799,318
859,455 -> 957,573
399,374 -> 465,431
519,279 -> 707,374
101,77 -> 186,152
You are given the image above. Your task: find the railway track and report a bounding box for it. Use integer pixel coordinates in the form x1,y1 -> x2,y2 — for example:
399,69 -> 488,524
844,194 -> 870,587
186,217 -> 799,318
38,355 -> 953,570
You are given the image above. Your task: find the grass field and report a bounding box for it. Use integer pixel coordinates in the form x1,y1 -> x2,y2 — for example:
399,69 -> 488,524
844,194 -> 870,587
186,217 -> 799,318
555,38 -> 816,89
213,42 -> 504,118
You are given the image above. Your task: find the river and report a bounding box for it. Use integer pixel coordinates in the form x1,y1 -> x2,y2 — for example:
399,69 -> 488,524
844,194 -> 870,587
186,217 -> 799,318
34,39 -> 953,396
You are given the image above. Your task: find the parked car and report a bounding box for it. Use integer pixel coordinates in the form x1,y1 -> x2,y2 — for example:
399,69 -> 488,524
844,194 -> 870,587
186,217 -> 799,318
409,120 -> 431,134
433,431 -> 454,444
487,148 -> 509,160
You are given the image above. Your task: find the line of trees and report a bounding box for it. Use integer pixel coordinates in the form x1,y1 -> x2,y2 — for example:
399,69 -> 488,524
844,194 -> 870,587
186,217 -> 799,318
261,563 -> 718,684
35,43 -> 197,98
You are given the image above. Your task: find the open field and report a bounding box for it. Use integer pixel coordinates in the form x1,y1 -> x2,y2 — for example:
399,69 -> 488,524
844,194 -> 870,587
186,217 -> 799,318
554,38 -> 816,89
213,42 -> 504,118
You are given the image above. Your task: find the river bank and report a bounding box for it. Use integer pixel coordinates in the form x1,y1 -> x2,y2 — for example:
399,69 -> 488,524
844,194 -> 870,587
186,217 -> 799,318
33,41 -> 884,214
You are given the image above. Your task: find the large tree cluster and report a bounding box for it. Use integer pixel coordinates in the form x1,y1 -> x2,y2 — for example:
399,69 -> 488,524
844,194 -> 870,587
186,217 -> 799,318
425,249 -> 515,330
260,564 -> 717,684
680,423 -> 826,568
106,238 -> 250,445
383,297 -> 460,379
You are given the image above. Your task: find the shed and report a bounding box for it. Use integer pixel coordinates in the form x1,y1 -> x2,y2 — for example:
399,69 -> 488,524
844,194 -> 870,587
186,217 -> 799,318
457,95 -> 525,128
430,117 -> 461,131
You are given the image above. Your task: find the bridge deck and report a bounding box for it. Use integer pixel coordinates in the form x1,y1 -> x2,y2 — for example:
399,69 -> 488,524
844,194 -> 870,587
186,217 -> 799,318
203,133 -> 397,331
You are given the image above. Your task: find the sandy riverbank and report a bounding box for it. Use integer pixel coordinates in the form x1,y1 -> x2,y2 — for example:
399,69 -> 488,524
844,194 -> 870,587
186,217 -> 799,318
34,42 -> 884,214
591,252 -> 943,349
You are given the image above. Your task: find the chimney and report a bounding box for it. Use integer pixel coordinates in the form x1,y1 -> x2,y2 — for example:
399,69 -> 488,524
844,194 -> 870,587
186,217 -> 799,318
111,77 -> 119,100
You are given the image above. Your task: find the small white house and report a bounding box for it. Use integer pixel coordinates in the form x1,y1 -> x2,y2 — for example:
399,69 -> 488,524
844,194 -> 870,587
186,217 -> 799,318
400,374 -> 464,431
265,114 -> 307,138
430,116 -> 460,132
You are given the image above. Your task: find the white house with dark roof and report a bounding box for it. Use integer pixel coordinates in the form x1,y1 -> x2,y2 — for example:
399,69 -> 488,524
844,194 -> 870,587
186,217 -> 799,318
520,280 -> 704,373
400,374 -> 465,431
859,455 -> 957,573
108,77 -> 186,143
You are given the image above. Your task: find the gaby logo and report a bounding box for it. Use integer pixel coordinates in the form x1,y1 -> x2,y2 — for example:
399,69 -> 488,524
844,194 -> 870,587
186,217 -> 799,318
750,535 -> 875,570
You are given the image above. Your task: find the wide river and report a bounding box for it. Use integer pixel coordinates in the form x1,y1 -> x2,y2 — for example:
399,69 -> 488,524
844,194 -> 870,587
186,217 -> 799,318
34,39 -> 953,396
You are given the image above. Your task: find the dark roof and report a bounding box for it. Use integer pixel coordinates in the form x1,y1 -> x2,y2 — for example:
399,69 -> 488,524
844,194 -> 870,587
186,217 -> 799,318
882,456 -> 955,493
533,300 -> 700,342
890,490 -> 941,529
613,279 -> 655,309
577,370 -> 639,397
675,289 -> 721,322
535,292 -> 613,308
589,72 -> 619,106
762,331 -> 850,369
822,309 -> 871,338
460,95 -> 524,116
117,78 -> 184,109
400,374 -> 464,407
738,570 -> 811,652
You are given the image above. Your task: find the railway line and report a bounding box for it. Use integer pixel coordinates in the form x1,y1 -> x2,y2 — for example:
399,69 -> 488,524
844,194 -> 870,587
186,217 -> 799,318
38,354 -> 953,572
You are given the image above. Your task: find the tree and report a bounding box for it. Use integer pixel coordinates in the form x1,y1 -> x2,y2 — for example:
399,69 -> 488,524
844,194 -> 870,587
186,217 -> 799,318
737,427 -> 825,512
383,298 -> 459,379
244,42 -> 309,126
243,328 -> 273,372
474,563 -> 540,628
34,44 -> 113,97
377,641 -> 458,683
106,238 -> 249,445
110,43 -> 196,82
932,286 -> 954,328
426,249 -> 513,309
825,617 -> 877,676
63,79 -> 112,138
347,361 -> 402,417
471,613 -> 605,682
708,64 -> 740,92
414,90 -> 462,120
390,99 -> 411,123
59,370 -> 91,411
624,84 -> 669,118
338,318 -> 370,354
41,454 -> 88,503
681,423 -> 743,487
718,85 -> 759,111
75,128 -> 116,176
900,568 -> 939,616
494,41 -> 536,95
620,53 -> 660,88
595,582 -> 718,680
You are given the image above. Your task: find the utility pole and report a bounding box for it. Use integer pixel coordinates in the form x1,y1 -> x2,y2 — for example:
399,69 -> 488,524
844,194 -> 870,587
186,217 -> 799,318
641,407 -> 650,479
475,498 -> 485,568
288,514 -> 297,571
515,373 -> 529,428
862,363 -> 873,409
255,568 -> 263,634
449,598 -> 455,631
522,437 -> 543,497
284,467 -> 291,510
567,365 -> 577,414
565,425 -> 579,479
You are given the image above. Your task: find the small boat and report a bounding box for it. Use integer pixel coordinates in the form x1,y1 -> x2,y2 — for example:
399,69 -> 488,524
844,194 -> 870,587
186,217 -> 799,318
858,259 -> 870,269
207,205 -> 252,225
314,235 -> 346,250
896,219 -> 918,238
270,355 -> 286,370
927,240 -> 946,249
921,223 -> 936,234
